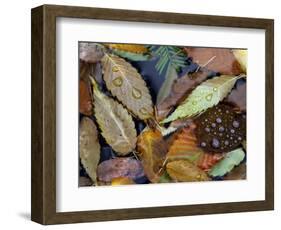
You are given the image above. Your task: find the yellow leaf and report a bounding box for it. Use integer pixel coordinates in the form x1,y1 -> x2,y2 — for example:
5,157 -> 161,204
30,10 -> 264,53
107,44 -> 148,54
111,177 -> 135,185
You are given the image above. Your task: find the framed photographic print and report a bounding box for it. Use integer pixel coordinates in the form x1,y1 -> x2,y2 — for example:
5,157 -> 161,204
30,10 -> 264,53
31,4 -> 274,225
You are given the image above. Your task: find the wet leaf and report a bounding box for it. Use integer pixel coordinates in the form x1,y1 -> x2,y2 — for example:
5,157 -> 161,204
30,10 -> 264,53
79,117 -> 100,185
208,148 -> 245,177
167,126 -> 204,162
184,47 -> 243,75
102,54 -> 153,120
162,75 -> 240,123
79,42 -> 104,63
79,80 -> 92,116
91,77 -> 137,155
111,177 -> 135,185
157,65 -> 178,105
137,129 -> 168,182
224,163 -> 246,180
156,70 -> 209,121
226,80 -> 246,112
97,158 -> 144,182
166,160 -> 210,182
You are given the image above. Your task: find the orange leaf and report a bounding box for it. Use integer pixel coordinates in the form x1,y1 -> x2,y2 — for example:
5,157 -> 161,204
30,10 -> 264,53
137,129 -> 168,182
167,126 -> 204,162
79,80 -> 92,116
197,153 -> 224,171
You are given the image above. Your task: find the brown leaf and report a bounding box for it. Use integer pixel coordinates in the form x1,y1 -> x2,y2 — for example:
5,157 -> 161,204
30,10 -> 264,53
197,153 -> 224,171
225,81 -> 246,112
137,129 -> 168,182
166,160 -> 210,182
79,117 -> 100,185
224,163 -> 246,180
79,42 -> 104,63
156,70 -> 209,121
79,80 -> 92,115
184,47 -> 243,75
79,176 -> 93,187
97,158 -> 144,182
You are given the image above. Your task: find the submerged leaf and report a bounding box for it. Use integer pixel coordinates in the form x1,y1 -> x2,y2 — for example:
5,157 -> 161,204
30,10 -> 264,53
79,117 -> 100,185
156,70 -> 209,121
162,75 -> 239,123
137,129 -> 168,182
91,77 -> 137,155
184,47 -> 243,75
102,54 -> 153,120
97,158 -> 144,182
79,42 -> 104,63
157,65 -> 178,105
166,160 -> 210,182
208,148 -> 245,177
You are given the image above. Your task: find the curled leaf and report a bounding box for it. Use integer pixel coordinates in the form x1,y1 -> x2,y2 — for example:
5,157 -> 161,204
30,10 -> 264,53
166,160 -> 210,182
137,129 -> 168,182
156,70 -> 209,121
79,117 -> 100,185
91,77 -> 137,155
208,148 -> 245,177
184,47 -> 243,75
162,75 -> 239,123
102,54 -> 153,120
79,42 -> 104,63
233,50 -> 247,73
97,158 -> 144,182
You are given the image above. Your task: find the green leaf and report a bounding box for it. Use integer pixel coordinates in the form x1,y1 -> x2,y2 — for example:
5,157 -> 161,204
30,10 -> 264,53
111,49 -> 151,61
161,75 -> 239,123
156,65 -> 178,104
208,148 -> 245,177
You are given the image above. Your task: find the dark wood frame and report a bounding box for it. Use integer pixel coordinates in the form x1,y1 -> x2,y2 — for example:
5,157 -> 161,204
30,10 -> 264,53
31,4 -> 274,225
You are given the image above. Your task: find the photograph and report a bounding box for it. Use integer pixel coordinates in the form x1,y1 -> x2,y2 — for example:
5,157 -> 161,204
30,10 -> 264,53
78,42 -> 247,187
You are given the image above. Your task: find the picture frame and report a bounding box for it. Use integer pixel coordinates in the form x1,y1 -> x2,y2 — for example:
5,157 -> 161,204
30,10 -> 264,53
31,4 -> 274,225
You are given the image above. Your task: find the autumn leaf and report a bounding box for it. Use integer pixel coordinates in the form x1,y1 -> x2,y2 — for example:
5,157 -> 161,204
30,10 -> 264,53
107,44 -> 148,54
97,158 -> 144,182
79,80 -> 92,116
111,177 -> 135,185
233,50 -> 247,73
156,70 -> 209,121
137,129 -> 168,182
91,77 -> 137,155
79,117 -> 100,185
102,54 -> 153,120
161,75 -> 240,123
225,80 -> 246,112
197,153 -> 224,171
79,176 -> 93,187
184,47 -> 243,75
111,49 -> 151,61
166,160 -> 210,182
224,163 -> 246,180
208,148 -> 245,177
79,42 -> 104,63
167,126 -> 204,162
